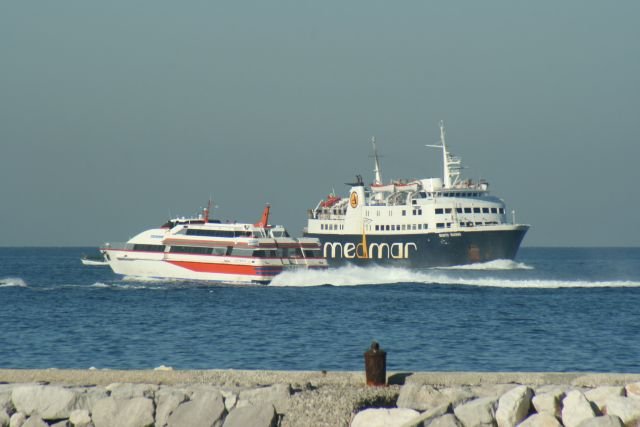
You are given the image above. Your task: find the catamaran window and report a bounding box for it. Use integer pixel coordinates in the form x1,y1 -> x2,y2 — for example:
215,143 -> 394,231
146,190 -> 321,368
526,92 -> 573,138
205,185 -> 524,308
464,207 -> 472,214
456,208 -> 463,213
170,246 -> 213,255
473,208 -> 481,213
435,208 -> 443,214
303,249 -> 321,258
482,208 -> 490,213
436,223 -> 445,228
185,229 -> 236,238
211,247 -> 228,256
491,208 -> 498,214
132,244 -> 165,252
230,248 -> 254,257
445,208 -> 452,214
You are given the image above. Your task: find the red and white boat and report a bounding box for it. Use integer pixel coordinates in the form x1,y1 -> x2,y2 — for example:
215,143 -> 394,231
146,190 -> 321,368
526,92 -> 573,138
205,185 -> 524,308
100,204 -> 327,284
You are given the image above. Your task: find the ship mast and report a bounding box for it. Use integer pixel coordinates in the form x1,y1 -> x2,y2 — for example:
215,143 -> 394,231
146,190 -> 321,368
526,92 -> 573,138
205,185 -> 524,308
371,136 -> 383,185
426,120 -> 462,188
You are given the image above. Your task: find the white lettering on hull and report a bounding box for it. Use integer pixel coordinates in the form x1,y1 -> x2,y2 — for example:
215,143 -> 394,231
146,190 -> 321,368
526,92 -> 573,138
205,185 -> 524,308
323,242 -> 417,260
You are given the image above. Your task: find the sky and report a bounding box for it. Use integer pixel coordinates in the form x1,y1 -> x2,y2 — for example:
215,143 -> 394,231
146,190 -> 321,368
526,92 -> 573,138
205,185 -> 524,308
1,1 -> 639,247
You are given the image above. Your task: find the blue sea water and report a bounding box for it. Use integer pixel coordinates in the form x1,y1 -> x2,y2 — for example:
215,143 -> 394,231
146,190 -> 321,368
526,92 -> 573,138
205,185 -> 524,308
1,247 -> 640,373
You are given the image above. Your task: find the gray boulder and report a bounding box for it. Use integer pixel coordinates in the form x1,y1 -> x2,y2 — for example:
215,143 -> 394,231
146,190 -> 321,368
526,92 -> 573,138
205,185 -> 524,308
397,384 -> 474,411
222,403 -> 277,427
624,382 -> 640,399
517,413 -> 563,427
0,391 -> 13,414
105,383 -> 158,399
11,385 -> 78,420
50,421 -> 71,427
167,390 -> 226,427
576,415 -> 624,427
21,416 -> 48,427
562,390 -> 597,427
237,384 -> 291,413
585,387 -> 625,413
428,414 -> 464,427
532,389 -> 565,419
91,397 -> 154,427
155,387 -> 188,427
350,408 -> 420,427
453,397 -> 497,427
1,409 -> 10,427
398,403 -> 451,427
69,409 -> 93,427
9,412 -> 26,427
602,396 -> 640,426
72,388 -> 109,413
496,385 -> 534,427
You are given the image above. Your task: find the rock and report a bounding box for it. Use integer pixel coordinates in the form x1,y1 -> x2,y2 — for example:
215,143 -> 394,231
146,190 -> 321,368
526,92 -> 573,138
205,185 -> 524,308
397,403 -> 451,427
0,391 -> 13,414
453,397 -> 497,427
105,383 -> 158,399
1,410 -> 10,427
428,414 -> 464,427
532,389 -> 565,419
237,384 -> 291,413
9,412 -> 26,427
167,390 -> 226,427
11,385 -> 78,420
624,382 -> 640,399
585,387 -> 625,413
155,387 -> 188,427
72,387 -> 109,412
562,390 -> 597,427
397,384 -> 474,411
222,403 -> 277,427
350,408 -> 420,427
50,421 -> 71,427
496,385 -> 534,427
91,397 -> 154,427
21,416 -> 48,427
602,396 -> 640,426
576,415 -> 624,427
517,413 -> 563,427
69,409 -> 93,427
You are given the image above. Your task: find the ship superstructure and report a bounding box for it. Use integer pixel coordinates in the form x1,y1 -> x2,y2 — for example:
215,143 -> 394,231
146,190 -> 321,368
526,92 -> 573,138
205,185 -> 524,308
304,121 -> 529,267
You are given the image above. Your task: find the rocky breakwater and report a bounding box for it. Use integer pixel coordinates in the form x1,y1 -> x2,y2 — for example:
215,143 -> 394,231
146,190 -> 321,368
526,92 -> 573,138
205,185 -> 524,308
352,372 -> 640,427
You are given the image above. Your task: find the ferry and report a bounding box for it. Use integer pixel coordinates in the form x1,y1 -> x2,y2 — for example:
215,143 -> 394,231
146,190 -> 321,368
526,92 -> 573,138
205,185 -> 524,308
101,204 -> 327,284
304,121 -> 529,267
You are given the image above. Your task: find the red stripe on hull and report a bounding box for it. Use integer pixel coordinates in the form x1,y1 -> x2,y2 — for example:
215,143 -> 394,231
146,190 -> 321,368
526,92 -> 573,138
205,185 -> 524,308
166,260 -> 262,276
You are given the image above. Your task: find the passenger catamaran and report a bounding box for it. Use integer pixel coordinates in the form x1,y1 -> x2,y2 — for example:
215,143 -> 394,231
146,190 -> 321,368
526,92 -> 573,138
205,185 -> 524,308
101,204 -> 327,284
304,121 -> 529,267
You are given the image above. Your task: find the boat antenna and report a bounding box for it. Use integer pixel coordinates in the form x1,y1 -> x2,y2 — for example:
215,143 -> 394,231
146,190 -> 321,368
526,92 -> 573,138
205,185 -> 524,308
371,136 -> 383,185
426,120 -> 462,188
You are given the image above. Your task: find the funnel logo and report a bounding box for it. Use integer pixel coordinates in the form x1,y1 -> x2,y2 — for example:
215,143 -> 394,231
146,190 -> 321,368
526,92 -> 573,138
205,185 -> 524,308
350,192 -> 358,208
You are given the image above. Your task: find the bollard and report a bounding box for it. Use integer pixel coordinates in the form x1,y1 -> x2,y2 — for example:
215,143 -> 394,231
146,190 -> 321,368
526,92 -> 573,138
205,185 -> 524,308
364,341 -> 387,386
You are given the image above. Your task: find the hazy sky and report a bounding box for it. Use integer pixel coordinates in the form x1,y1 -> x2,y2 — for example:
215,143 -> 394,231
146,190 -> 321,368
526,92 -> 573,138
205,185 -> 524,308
1,1 -> 639,247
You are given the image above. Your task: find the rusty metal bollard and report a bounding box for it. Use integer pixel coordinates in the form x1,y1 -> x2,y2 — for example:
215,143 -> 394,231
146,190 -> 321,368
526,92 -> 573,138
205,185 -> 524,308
364,341 -> 386,386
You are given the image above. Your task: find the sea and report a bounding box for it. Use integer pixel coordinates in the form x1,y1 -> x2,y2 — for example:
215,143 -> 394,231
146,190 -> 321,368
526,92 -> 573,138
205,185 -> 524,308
1,247 -> 639,373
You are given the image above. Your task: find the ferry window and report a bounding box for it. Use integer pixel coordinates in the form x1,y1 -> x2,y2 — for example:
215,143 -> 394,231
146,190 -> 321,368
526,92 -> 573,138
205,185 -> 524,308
402,225 -> 406,230
391,225 -> 395,231
133,244 -> 166,252
375,225 -> 379,231
230,248 -> 254,257
170,246 -> 212,255
211,247 -> 227,256
436,223 -> 445,228
491,208 -> 498,214
464,207 -> 472,214
424,224 -> 428,229
482,208 -> 489,214
475,222 -> 482,226
419,191 -> 427,198
456,208 -> 463,213
473,208 -> 481,213
303,250 -> 321,258
418,224 -> 422,230
402,210 -> 406,216
435,208 -> 443,214
445,208 -> 452,214
419,209 -> 423,215
446,223 -> 452,228
385,225 -> 390,231
499,208 -> 505,214
412,224 -> 417,230
460,222 -> 466,227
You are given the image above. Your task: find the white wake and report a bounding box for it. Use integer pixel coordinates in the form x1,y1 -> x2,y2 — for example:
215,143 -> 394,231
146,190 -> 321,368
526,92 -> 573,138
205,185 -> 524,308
0,277 -> 28,288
